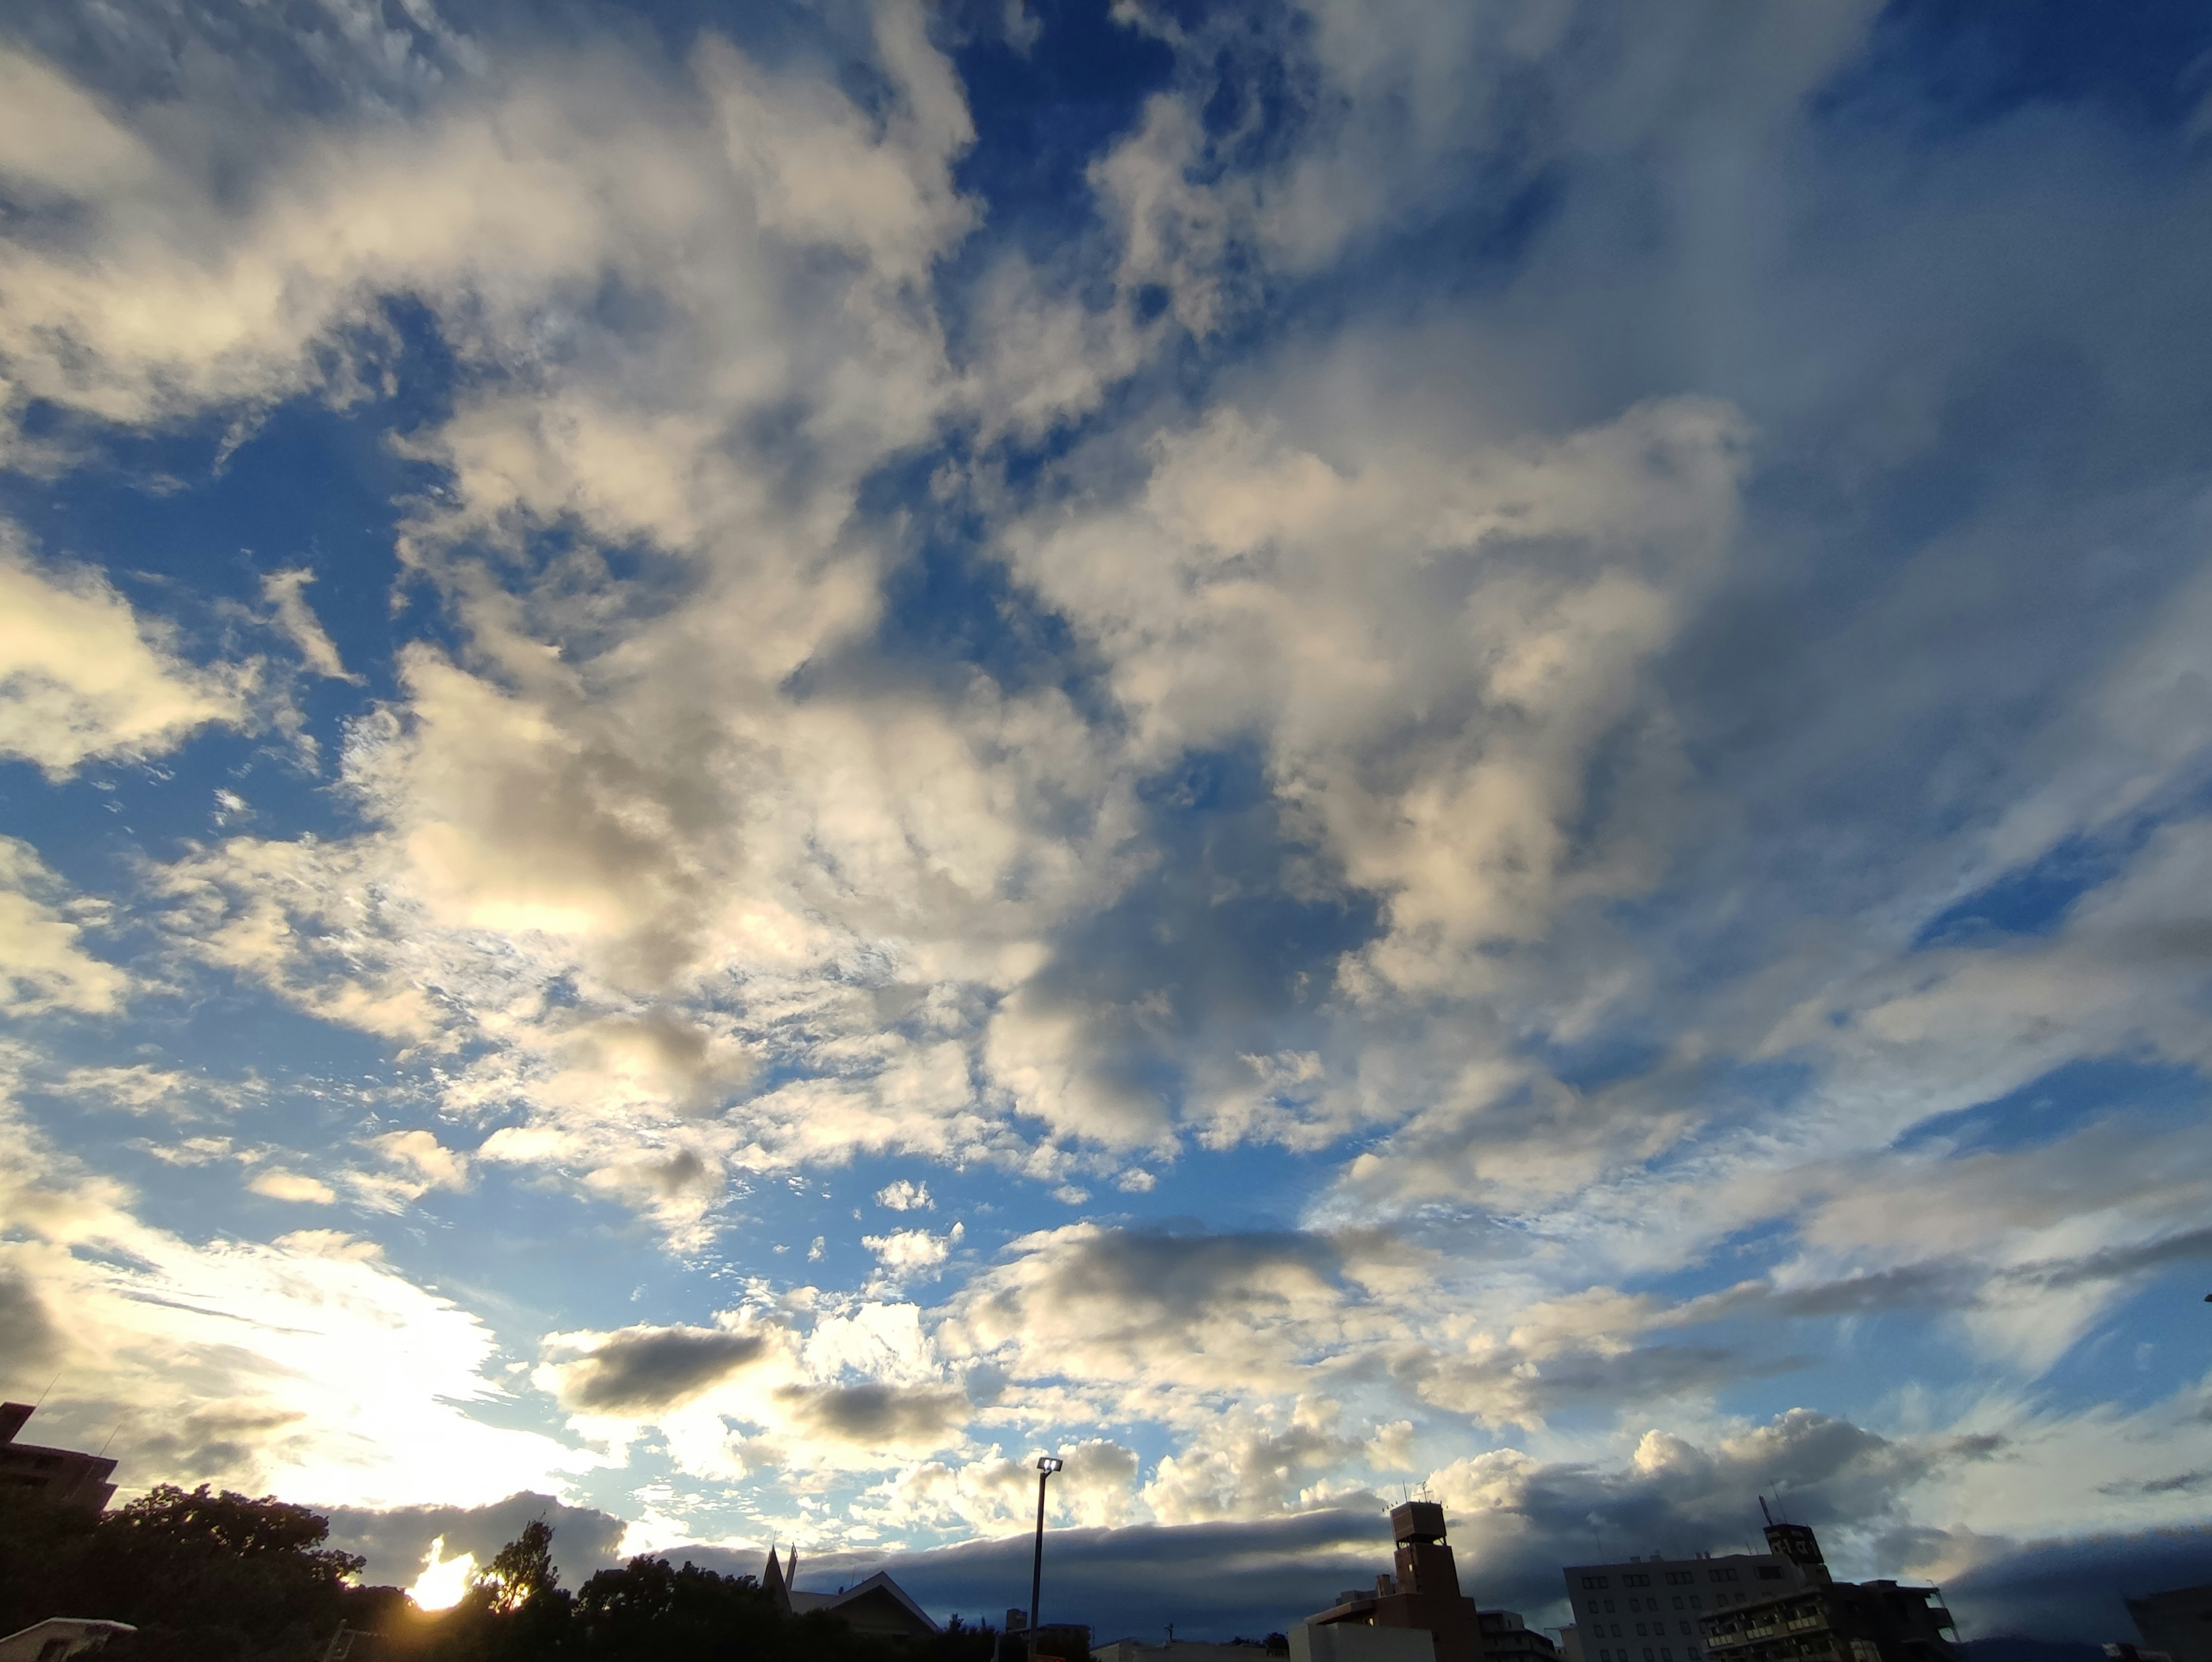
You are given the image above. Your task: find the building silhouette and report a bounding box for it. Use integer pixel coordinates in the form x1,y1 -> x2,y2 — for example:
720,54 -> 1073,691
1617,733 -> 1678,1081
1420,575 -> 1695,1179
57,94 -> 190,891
0,1404 -> 117,1511
2122,1583 -> 2212,1662
1697,1520 -> 1956,1662
761,1543 -> 940,1642
1298,1501 -> 1487,1662
1561,1538 -> 1813,1662
1479,1608 -> 1560,1662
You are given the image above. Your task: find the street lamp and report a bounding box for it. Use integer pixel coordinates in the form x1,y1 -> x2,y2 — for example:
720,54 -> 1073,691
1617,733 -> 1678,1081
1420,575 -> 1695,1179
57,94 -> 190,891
1029,1455 -> 1063,1661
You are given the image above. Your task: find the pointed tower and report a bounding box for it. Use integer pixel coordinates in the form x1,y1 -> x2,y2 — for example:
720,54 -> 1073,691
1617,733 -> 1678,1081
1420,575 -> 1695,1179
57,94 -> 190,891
785,1544 -> 798,1594
762,1542 -> 790,1611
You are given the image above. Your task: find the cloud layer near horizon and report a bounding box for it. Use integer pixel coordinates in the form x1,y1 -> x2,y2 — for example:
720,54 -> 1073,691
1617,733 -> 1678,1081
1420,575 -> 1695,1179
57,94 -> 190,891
3,0 -> 2211,1641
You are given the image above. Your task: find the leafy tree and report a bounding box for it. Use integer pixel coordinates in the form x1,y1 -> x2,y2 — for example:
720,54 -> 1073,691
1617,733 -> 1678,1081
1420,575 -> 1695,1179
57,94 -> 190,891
479,1522 -> 559,1615
0,1484 -> 400,1662
0,1493 -> 1001,1662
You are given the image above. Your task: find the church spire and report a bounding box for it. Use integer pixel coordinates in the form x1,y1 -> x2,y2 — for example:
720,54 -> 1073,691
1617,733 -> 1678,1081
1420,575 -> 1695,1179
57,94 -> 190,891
762,1542 -> 789,1609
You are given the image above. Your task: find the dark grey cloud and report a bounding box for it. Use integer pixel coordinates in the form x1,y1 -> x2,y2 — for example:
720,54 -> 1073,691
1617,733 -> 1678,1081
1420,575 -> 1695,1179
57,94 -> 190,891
1666,1222 -> 2212,1331
1403,1340 -> 1806,1429
123,1406 -> 307,1489
642,1410 -> 1979,1639
0,1270 -> 59,1380
777,1381 -> 969,1447
667,1509 -> 1394,1640
322,1492 -> 628,1589
2025,1225 -> 2212,1293
555,1324 -> 768,1413
946,1225 -> 1360,1395
1937,1525 -> 2212,1643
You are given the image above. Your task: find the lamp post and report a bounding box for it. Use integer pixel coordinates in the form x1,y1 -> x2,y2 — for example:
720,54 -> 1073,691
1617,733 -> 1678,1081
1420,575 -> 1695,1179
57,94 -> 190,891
1029,1455 -> 1062,1661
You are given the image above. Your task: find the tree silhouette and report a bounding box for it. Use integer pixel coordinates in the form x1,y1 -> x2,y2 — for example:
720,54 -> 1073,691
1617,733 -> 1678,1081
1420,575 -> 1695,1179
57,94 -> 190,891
478,1521 -> 559,1614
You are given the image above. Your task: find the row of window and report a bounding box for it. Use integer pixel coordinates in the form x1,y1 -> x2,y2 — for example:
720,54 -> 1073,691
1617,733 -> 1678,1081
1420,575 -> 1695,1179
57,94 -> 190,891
1581,1568 -> 1756,1591
1580,1619 -> 1699,1641
1593,1646 -> 1702,1662
1581,1592 -> 1756,1617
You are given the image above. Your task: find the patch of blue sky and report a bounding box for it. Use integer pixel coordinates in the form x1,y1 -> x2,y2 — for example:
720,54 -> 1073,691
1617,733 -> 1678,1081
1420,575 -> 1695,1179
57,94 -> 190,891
1914,833 -> 2135,948
854,457 -> 1100,709
1890,1059 -> 2207,1159
945,2 -> 1176,251
1821,0 -> 2212,141
2034,1269 -> 2212,1419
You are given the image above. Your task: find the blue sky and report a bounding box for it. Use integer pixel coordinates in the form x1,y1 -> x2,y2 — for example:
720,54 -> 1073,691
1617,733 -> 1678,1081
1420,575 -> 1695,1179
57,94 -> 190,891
2,0 -> 2211,1642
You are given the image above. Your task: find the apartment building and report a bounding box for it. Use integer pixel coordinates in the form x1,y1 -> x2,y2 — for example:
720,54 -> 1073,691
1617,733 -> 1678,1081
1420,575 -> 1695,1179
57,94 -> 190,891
1560,1547 -> 1806,1662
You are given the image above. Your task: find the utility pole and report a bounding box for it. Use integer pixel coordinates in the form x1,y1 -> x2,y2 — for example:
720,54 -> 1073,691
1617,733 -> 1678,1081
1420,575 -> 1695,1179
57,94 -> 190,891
1029,1455 -> 1062,1661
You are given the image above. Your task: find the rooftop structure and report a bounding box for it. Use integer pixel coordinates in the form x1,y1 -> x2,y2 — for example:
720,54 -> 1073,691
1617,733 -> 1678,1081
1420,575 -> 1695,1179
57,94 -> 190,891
0,1405 -> 118,1512
0,1621 -> 136,1662
2125,1583 -> 2212,1662
1301,1501 -> 1485,1662
762,1543 -> 941,1642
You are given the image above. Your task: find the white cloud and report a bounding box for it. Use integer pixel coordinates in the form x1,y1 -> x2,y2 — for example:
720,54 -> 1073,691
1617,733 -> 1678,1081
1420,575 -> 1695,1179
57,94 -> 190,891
0,838 -> 131,1017
0,1084 -> 584,1508
0,531 -> 246,777
248,1168 -> 338,1204
261,569 -> 359,682
863,1224 -> 962,1285
5,0 -> 2212,1585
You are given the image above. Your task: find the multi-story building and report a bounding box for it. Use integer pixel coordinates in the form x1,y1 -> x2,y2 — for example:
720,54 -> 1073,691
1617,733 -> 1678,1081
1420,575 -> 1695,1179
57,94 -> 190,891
1480,1610 -> 1561,1662
1301,1501 -> 1486,1662
0,1404 -> 118,1511
1698,1523 -> 1956,1662
2123,1583 -> 2212,1662
1561,1545 -> 1808,1662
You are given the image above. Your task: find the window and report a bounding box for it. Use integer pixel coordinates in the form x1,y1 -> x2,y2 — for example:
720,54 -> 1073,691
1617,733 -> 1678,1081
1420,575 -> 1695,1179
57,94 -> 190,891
1644,1650 -> 1656,1662
1689,1649 -> 1701,1659
1681,1623 -> 1693,1636
1711,1570 -> 1737,1583
1667,1573 -> 1695,1586
1672,1599 -> 1683,1611
1626,1574 -> 1653,1588
1758,1568 -> 1784,1581
1606,1602 -> 1616,1614
1662,1650 -> 1673,1661
1628,1600 -> 1642,1612
1636,1623 -> 1647,1637
1600,1652 -> 1611,1661
1585,1577 -> 1611,1591
1691,1597 -> 1701,1610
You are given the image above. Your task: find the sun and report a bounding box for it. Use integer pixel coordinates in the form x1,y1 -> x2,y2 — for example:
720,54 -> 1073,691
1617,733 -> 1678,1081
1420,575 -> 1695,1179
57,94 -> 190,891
407,1536 -> 479,1612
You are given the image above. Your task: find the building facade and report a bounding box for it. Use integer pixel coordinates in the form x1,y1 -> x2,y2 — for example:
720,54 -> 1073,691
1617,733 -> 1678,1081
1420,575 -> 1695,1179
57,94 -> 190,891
1696,1524 -> 1956,1662
1290,1628 -> 1438,1662
0,1404 -> 118,1511
1096,1642 -> 1287,1662
1479,1610 -> 1560,1662
1561,1547 -> 1808,1662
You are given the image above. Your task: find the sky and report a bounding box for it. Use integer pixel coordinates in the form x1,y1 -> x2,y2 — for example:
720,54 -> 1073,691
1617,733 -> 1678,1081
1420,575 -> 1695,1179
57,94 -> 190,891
2,0 -> 2211,1645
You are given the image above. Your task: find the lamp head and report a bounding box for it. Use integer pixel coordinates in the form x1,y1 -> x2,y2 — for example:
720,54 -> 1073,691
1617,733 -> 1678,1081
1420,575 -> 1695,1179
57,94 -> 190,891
1037,1455 -> 1063,1474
